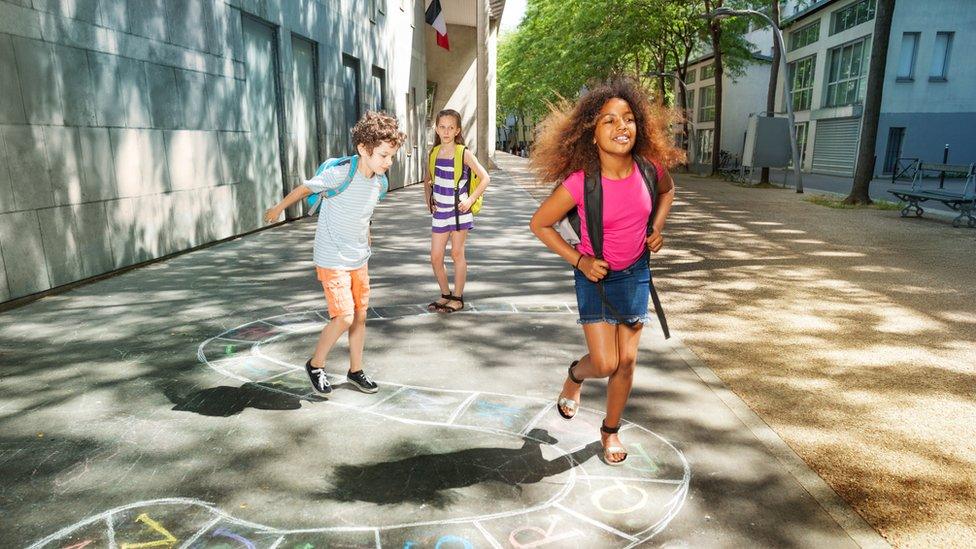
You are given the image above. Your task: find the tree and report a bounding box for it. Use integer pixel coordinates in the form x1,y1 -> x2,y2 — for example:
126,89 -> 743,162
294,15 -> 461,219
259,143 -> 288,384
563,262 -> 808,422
845,0 -> 895,205
497,0 -> 760,159
758,0 -> 781,185
704,0 -> 725,173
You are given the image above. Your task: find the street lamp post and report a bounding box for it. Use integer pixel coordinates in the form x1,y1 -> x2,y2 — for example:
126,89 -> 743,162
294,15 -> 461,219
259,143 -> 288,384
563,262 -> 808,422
648,71 -> 697,170
704,7 -> 803,193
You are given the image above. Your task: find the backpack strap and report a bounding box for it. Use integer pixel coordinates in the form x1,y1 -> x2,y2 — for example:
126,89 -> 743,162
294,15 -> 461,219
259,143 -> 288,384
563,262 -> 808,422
428,145 -> 441,184
633,155 -> 659,236
321,155 -> 359,199
633,155 -> 670,339
582,167 -> 604,260
452,145 -> 468,230
453,145 -> 466,188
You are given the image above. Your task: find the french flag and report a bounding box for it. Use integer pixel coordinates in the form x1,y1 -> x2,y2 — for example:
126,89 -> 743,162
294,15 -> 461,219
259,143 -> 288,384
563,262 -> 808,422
425,0 -> 450,51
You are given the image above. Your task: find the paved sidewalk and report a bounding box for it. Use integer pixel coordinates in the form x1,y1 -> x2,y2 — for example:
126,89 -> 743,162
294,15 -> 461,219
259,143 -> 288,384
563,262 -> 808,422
0,156 -> 882,548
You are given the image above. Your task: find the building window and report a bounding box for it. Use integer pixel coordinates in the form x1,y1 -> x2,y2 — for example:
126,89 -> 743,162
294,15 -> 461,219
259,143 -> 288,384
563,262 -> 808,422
685,68 -> 697,84
699,85 -> 715,122
825,37 -> 870,107
896,32 -> 919,80
789,20 -> 820,51
697,128 -> 714,162
930,31 -> 953,81
371,66 -> 386,111
701,64 -> 715,80
686,89 -> 695,121
789,55 -> 815,111
830,0 -> 875,35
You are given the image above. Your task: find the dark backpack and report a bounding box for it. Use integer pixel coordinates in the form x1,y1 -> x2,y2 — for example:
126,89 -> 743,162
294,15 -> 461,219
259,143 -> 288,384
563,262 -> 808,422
565,155 -> 670,338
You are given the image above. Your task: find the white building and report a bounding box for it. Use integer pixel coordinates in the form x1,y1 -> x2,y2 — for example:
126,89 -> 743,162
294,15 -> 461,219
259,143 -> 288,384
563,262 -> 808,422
682,51 -> 772,168
777,0 -> 976,176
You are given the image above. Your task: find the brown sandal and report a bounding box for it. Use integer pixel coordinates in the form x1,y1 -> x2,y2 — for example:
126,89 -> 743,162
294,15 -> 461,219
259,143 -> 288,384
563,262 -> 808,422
441,294 -> 464,313
427,293 -> 452,312
557,361 -> 582,420
600,421 -> 628,465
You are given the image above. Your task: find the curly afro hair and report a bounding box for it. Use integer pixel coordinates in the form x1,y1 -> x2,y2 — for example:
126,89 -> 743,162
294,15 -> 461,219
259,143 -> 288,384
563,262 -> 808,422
530,76 -> 685,185
352,111 -> 407,154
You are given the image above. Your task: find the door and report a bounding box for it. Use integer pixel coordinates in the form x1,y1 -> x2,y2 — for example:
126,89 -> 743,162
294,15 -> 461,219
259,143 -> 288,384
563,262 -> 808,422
291,35 -> 320,183
883,127 -> 905,174
812,118 -> 860,176
243,16 -> 286,226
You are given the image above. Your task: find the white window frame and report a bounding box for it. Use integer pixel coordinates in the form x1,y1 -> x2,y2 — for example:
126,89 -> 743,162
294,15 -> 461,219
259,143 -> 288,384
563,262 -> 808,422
929,31 -> 953,81
789,54 -> 816,111
825,36 -> 871,107
896,32 -> 919,81
699,85 -> 715,122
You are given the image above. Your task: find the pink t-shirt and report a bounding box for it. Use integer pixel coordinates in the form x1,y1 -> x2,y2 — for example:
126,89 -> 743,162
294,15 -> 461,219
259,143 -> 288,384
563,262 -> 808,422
562,161 -> 663,271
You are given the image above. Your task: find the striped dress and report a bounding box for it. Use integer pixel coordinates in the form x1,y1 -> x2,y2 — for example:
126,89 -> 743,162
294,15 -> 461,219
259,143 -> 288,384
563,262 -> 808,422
431,156 -> 474,233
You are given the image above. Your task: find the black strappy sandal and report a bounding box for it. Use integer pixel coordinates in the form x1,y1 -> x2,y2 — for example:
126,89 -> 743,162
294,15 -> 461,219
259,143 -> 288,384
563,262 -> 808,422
427,293 -> 452,312
556,360 -> 583,420
600,421 -> 628,466
442,294 -> 464,313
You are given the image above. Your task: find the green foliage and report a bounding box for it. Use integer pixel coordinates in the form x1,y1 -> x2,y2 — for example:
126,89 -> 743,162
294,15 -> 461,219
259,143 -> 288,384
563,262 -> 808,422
497,0 -> 770,120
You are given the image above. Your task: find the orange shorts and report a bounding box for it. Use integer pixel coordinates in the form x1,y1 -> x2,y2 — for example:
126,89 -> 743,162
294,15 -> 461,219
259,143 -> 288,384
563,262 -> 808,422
316,265 -> 370,318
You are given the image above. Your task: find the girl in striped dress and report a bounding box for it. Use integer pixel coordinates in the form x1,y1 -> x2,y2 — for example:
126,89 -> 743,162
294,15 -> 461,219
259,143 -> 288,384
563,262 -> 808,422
423,109 -> 490,313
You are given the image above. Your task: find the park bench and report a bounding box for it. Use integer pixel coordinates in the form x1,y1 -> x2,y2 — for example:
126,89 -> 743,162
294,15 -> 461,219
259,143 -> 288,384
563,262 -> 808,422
888,161 -> 976,228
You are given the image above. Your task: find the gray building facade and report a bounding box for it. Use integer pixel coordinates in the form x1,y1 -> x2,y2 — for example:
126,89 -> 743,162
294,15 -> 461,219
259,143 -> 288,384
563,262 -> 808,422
0,1 -> 433,304
778,0 -> 976,176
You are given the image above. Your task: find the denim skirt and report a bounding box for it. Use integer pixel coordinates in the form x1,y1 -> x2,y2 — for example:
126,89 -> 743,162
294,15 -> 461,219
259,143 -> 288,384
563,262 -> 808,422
574,254 -> 651,325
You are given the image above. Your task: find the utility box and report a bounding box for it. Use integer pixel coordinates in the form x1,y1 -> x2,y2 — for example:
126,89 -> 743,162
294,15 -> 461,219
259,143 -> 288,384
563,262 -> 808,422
743,115 -> 792,168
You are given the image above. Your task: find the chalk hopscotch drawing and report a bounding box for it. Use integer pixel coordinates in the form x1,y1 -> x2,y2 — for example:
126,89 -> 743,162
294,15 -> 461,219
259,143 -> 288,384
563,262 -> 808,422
29,303 -> 690,549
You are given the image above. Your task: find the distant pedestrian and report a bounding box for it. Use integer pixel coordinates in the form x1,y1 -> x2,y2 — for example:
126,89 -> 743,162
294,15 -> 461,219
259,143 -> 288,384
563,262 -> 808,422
263,111 -> 406,395
528,76 -> 680,465
423,109 -> 490,313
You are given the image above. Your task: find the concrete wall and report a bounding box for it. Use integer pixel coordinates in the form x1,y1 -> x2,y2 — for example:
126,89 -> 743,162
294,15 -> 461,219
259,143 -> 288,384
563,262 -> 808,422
0,0 -> 428,304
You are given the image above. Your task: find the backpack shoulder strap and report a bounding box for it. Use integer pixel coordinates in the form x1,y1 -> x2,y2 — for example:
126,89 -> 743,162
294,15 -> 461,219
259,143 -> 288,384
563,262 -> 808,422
377,174 -> 389,201
633,155 -> 659,235
583,167 -> 604,260
428,145 -> 440,182
453,144 -> 466,188
322,155 -> 358,199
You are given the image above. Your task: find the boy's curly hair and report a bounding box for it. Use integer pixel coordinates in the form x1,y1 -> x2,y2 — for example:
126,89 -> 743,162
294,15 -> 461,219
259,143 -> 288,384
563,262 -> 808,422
530,76 -> 685,184
352,111 -> 407,153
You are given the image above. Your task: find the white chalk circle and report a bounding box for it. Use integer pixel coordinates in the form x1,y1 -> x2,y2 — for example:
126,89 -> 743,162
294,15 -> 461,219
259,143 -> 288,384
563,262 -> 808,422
29,303 -> 690,549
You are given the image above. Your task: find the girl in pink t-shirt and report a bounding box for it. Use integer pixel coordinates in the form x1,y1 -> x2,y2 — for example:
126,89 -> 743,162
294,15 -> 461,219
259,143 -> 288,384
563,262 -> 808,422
529,77 -> 680,465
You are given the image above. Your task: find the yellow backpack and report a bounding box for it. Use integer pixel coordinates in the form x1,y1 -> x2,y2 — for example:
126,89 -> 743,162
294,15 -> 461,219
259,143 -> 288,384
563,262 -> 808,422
428,144 -> 483,215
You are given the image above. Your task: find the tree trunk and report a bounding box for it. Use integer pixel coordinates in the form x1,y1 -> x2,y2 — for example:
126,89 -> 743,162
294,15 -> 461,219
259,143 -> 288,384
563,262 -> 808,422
759,0 -> 781,185
845,0 -> 895,205
710,16 -> 724,175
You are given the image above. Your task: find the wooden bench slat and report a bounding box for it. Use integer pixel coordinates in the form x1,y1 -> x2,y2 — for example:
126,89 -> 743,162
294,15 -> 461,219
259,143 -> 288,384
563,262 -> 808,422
917,163 -> 974,174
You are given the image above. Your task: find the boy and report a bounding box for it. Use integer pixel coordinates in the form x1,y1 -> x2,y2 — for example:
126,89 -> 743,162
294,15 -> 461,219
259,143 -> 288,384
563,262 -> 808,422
264,111 -> 406,394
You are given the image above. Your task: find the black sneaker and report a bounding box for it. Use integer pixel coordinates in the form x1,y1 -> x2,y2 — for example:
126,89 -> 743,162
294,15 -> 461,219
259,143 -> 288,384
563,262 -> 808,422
346,369 -> 379,394
305,359 -> 332,394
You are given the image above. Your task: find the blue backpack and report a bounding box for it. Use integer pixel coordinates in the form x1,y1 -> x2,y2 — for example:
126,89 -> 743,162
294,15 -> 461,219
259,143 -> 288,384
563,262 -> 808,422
305,155 -> 389,216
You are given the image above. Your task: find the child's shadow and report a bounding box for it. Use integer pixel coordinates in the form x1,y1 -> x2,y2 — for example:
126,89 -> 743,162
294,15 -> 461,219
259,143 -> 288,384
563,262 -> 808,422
318,429 -> 600,508
164,382 -> 324,417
